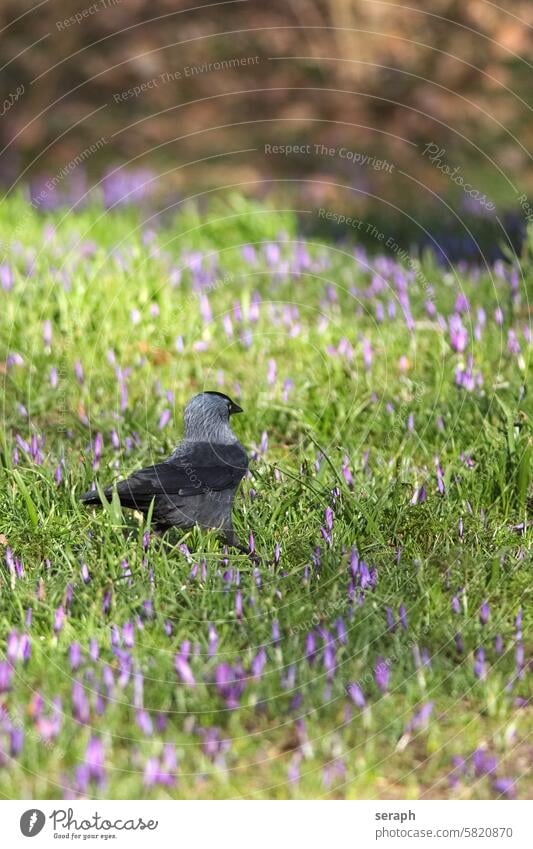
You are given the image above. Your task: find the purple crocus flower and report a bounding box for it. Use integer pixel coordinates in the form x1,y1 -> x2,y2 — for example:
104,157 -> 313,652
288,753 -> 301,786
92,432 -> 103,468
474,648 -> 487,680
72,680 -> 90,724
214,662 -> 245,709
65,584 -> 74,611
472,748 -> 497,776
235,590 -> 243,620
136,709 -> 153,735
386,607 -> 396,632
282,664 -> 297,689
89,639 -> 99,662
144,757 -> 159,787
323,638 -> 336,681
7,352 -> 23,369
335,617 -> 347,645
492,777 -> 516,798
449,314 -> 468,352
199,726 -> 228,761
36,698 -> 63,742
69,642 -> 82,670
342,457 -> 354,487
101,664 -> 114,694
174,654 -> 195,686
479,601 -> 490,625
0,662 -> 13,693
320,526 -> 332,546
515,642 -> 524,675
199,294 -> 212,324
10,726 -> 24,756
84,736 -> 106,786
448,755 -> 466,788
507,329 -> 521,355
150,744 -> 177,786
349,548 -> 359,578
410,484 -> 427,505
0,263 -> 13,290
435,456 -> 445,494
54,606 -> 65,633
405,701 -> 434,732
359,561 -> 371,589
454,293 -> 469,313
347,682 -> 366,709
110,625 -> 120,648
122,621 -> 135,648
362,337 -> 373,369
242,244 -> 257,264
305,631 -> 317,664
5,548 -> 21,576
207,624 -> 218,658
7,631 -> 30,664
43,320 -> 53,347
158,409 -> 171,429
114,366 -> 130,411
251,647 -> 267,679
374,657 -> 390,692
267,358 -> 277,385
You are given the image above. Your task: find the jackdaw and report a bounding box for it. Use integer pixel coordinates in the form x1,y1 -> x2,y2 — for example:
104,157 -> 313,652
80,391 -> 248,547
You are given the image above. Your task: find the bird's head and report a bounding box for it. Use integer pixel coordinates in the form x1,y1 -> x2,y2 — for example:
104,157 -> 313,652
184,391 -> 243,441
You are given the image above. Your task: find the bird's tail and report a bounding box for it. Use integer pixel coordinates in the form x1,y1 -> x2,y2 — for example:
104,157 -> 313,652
80,488 -> 104,506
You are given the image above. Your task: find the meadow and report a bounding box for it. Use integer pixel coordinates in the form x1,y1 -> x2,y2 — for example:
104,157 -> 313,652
0,193 -> 531,799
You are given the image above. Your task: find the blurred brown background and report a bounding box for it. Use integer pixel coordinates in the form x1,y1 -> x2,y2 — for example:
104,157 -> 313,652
1,0 -> 532,249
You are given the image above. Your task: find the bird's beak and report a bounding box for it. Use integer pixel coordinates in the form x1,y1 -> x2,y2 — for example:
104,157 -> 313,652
230,401 -> 243,414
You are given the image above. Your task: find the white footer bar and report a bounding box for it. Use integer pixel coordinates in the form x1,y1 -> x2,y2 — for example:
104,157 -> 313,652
3,800 -> 531,848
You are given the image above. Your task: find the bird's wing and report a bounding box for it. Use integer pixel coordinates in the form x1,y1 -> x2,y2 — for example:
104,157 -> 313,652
113,442 -> 248,509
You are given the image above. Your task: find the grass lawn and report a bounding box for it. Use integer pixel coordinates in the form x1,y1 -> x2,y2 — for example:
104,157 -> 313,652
0,193 -> 531,799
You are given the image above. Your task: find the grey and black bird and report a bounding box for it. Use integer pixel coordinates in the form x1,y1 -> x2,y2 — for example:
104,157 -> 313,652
80,391 -> 248,547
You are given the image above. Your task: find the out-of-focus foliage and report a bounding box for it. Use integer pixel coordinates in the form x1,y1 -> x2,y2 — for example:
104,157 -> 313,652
0,0 -> 531,210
